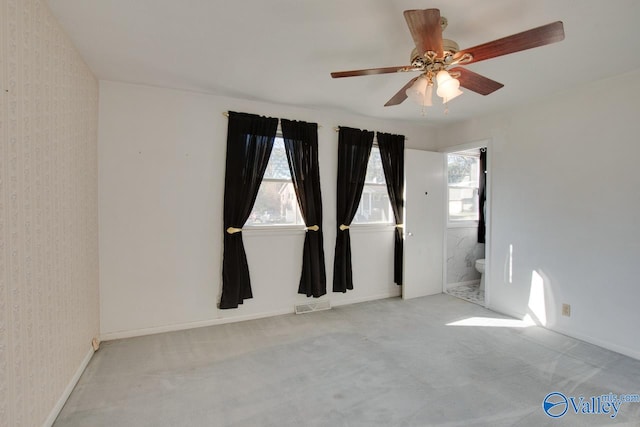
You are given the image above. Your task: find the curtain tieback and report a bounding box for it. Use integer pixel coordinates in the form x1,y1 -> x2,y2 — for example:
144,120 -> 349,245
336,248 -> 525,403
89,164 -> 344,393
226,227 -> 242,234
305,225 -> 320,232
339,224 -> 350,231
395,224 -> 404,228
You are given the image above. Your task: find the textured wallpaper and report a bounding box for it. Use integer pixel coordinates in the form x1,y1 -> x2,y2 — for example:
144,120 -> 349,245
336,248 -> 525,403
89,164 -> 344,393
0,0 -> 100,426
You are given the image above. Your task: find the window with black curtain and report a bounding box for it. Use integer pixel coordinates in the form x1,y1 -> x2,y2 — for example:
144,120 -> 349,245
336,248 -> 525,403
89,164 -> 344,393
281,119 -> 327,298
377,132 -> 405,286
219,111 -> 278,309
478,148 -> 487,243
333,127 -> 374,293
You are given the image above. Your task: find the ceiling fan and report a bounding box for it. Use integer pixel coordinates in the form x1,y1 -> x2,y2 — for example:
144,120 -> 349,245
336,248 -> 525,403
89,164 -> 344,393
330,9 -> 565,108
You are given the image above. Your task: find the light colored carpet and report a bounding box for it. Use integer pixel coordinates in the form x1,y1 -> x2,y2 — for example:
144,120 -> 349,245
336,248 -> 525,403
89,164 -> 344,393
54,294 -> 640,426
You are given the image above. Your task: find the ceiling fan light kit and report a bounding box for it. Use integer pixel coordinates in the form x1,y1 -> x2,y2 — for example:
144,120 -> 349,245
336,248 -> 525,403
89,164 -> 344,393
435,70 -> 463,103
331,8 -> 565,116
405,75 -> 431,105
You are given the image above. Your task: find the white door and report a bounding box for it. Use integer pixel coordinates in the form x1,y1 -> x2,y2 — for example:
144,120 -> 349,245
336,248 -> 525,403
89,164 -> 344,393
403,149 -> 445,299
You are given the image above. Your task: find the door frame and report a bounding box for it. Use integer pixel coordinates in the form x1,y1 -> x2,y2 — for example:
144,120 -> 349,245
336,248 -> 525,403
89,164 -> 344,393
439,139 -> 492,308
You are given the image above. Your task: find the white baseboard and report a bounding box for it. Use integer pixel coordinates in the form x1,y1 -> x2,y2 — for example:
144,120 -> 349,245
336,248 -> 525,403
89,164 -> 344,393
332,291 -> 401,308
485,302 -> 524,320
101,292 -> 401,342
487,303 -> 640,361
548,325 -> 640,361
43,346 -> 94,427
100,308 -> 294,341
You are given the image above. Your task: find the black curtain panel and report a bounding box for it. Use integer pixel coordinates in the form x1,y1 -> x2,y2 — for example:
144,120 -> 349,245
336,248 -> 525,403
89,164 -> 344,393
281,119 -> 327,298
377,132 -> 405,286
333,127 -> 374,293
478,148 -> 487,243
220,111 -> 278,309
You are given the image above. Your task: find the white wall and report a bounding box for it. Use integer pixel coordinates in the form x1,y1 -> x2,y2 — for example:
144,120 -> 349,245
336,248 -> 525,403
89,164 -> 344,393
1,1 -> 100,425
436,69 -> 640,359
98,80 -> 438,338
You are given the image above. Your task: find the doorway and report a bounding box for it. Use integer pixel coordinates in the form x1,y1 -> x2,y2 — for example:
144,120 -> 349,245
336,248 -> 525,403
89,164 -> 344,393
441,141 -> 490,307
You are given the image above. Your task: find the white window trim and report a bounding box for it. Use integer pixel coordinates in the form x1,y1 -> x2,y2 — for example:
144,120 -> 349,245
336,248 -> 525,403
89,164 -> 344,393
446,151 -> 481,227
349,223 -> 396,233
352,146 -> 394,226
447,220 -> 479,229
242,224 -> 306,236
246,136 -> 306,229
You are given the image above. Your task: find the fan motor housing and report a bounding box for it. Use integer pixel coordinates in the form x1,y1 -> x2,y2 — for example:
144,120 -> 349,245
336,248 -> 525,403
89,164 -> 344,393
442,39 -> 459,54
409,38 -> 459,67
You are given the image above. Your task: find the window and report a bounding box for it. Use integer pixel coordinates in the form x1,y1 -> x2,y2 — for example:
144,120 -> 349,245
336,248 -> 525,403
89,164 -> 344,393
352,146 -> 394,225
447,151 -> 480,223
246,137 -> 304,226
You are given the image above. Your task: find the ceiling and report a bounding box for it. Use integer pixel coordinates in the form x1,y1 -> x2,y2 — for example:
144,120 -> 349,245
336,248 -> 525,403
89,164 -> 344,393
48,0 -> 640,124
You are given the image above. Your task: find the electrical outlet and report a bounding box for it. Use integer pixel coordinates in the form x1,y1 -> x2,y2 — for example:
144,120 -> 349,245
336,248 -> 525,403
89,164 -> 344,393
562,303 -> 571,317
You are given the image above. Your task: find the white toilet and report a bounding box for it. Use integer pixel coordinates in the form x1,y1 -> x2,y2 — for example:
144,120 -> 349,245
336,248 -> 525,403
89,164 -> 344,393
475,259 -> 486,290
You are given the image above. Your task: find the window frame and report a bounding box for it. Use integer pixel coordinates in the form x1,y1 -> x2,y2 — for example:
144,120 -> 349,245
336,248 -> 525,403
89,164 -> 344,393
446,151 -> 481,227
244,135 -> 306,231
351,144 -> 395,228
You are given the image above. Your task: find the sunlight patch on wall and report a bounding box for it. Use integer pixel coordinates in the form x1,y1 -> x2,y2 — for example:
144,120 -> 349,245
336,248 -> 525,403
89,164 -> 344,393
508,243 -> 513,284
528,270 -> 547,326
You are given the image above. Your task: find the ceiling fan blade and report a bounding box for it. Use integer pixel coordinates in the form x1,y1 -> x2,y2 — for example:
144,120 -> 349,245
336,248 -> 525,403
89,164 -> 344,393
384,76 -> 419,107
450,67 -> 504,95
403,9 -> 443,57
331,65 -> 414,78
455,21 -> 564,65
